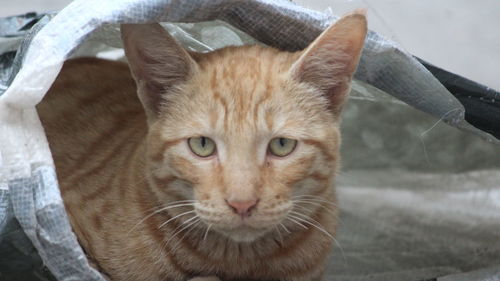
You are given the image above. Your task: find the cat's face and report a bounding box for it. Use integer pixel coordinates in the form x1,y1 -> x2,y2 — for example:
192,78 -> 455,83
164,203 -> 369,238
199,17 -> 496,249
122,14 -> 366,242
146,47 -> 340,241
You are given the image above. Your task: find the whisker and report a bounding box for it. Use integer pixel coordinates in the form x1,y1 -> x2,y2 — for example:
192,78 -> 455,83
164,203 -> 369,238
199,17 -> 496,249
289,214 -> 333,239
285,216 -> 308,230
274,226 -> 284,246
290,210 -> 343,240
291,198 -> 345,227
291,196 -> 338,206
291,199 -> 337,206
288,213 -> 346,261
168,217 -> 200,244
292,202 -> 316,213
152,200 -> 198,212
133,166 -> 164,185
166,215 -> 201,243
160,215 -> 201,255
279,223 -> 291,234
127,200 -> 198,234
203,224 -> 212,241
171,220 -> 202,253
162,199 -> 198,205
292,194 -> 334,199
157,202 -> 197,210
127,203 -> 196,235
158,210 -> 196,229
291,201 -> 338,218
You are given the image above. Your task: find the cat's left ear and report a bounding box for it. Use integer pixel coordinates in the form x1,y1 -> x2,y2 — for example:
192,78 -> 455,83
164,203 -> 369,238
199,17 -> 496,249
290,11 -> 367,117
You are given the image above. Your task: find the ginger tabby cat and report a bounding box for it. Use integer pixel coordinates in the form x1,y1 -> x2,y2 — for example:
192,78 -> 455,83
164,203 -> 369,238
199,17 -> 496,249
36,11 -> 367,281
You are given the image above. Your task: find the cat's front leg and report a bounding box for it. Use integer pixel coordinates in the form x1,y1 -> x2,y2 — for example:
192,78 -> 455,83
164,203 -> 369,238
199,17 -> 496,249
187,276 -> 221,281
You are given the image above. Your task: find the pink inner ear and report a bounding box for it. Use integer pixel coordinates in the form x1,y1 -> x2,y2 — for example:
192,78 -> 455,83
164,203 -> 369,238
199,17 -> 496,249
291,13 -> 367,116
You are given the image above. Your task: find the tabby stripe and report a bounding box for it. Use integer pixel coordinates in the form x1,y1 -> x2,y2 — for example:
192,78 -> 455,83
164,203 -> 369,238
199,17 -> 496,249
150,138 -> 183,163
303,138 -> 335,161
215,91 -> 229,131
152,174 -> 177,188
119,137 -> 145,199
137,185 -> 192,276
92,213 -> 102,230
284,156 -> 316,186
236,62 -> 259,121
65,113 -> 142,189
309,172 -> 329,182
255,58 -> 275,125
68,126 -> 141,193
310,178 -> 333,198
80,173 -> 115,202
65,206 -> 97,256
211,69 -> 229,131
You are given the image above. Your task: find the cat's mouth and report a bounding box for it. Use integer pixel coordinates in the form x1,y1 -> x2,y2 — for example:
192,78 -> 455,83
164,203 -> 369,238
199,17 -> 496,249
215,224 -> 272,242
200,216 -> 276,242
195,203 -> 291,242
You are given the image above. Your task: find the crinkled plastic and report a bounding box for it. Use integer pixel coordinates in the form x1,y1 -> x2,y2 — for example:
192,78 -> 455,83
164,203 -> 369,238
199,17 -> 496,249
0,1 -> 499,281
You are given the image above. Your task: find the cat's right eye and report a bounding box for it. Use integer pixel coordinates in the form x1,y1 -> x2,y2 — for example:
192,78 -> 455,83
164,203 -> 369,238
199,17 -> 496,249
268,137 -> 297,157
188,137 -> 216,157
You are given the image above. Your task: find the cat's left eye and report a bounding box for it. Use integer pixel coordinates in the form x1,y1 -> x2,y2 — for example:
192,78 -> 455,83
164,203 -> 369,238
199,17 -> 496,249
188,137 -> 216,157
268,137 -> 297,157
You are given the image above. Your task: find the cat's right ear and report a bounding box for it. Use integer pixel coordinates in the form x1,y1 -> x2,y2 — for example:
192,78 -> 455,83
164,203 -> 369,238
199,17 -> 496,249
121,24 -> 198,123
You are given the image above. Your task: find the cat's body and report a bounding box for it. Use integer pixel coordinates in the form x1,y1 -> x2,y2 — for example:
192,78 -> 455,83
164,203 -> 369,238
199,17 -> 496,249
38,55 -> 335,281
36,12 -> 366,281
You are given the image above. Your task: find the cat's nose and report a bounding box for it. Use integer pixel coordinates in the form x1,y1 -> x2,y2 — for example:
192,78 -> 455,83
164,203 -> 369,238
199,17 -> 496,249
226,199 -> 258,218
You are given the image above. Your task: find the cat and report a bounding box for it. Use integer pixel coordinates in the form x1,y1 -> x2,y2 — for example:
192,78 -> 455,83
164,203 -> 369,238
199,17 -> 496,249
36,10 -> 366,281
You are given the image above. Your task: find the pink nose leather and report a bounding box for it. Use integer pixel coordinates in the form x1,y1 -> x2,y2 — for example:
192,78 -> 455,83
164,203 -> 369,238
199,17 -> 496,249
226,199 -> 258,217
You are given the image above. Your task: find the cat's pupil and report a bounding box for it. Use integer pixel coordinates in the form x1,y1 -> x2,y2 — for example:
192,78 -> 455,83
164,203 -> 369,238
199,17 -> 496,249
201,137 -> 206,147
279,138 -> 286,147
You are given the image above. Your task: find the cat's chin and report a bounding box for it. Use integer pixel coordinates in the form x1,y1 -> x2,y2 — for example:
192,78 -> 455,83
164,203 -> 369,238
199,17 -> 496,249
217,226 -> 271,243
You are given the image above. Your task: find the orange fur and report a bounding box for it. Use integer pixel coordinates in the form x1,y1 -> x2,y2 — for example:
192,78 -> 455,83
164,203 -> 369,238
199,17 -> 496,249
37,12 -> 367,281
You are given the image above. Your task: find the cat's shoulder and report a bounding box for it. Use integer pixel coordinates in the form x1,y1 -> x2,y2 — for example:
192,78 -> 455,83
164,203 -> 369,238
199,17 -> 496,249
62,57 -> 128,70
58,57 -> 130,79
47,57 -> 134,97
42,57 -> 137,110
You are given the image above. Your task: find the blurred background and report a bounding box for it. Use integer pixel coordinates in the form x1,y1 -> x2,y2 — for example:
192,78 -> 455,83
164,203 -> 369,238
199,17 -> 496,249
2,0 -> 499,91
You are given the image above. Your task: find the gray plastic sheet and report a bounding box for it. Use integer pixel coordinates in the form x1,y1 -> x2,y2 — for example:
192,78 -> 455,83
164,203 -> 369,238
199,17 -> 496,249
0,1 -> 499,281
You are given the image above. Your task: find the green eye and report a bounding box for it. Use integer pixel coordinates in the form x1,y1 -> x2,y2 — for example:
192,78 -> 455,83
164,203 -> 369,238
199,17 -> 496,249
268,137 -> 297,157
188,137 -> 216,157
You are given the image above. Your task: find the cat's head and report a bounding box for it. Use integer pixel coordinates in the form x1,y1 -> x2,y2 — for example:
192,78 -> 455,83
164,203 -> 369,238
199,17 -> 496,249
121,12 -> 366,242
